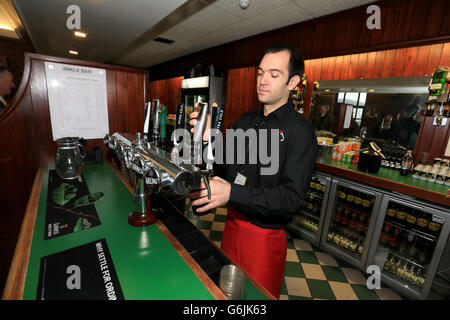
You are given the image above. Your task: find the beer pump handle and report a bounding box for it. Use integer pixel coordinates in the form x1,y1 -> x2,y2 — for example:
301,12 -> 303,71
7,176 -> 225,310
143,101 -> 151,137
151,99 -> 160,144
193,102 -> 209,164
174,103 -> 186,146
210,104 -> 225,136
206,104 -> 224,170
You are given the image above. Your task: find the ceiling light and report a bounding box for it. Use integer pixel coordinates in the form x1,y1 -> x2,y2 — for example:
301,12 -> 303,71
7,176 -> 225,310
0,25 -> 14,31
69,50 -> 78,55
239,0 -> 249,9
74,31 -> 87,38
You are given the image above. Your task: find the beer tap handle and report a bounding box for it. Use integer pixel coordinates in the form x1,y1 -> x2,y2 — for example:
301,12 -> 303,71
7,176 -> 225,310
174,103 -> 185,146
206,104 -> 224,171
193,102 -> 209,165
151,99 -> 160,144
143,101 -> 151,139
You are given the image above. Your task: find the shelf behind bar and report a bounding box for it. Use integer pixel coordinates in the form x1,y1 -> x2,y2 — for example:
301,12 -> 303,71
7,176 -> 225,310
315,160 -> 450,207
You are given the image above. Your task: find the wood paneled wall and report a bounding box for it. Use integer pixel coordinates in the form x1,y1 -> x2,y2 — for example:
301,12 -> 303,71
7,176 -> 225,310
148,77 -> 183,114
149,0 -> 450,81
0,53 -> 148,295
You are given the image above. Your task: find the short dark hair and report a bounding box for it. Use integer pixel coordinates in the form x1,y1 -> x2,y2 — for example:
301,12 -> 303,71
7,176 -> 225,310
0,66 -> 6,74
263,43 -> 305,81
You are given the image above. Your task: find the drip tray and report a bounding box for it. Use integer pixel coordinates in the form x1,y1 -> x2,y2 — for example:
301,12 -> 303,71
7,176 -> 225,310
156,195 -> 230,286
177,231 -> 212,253
191,244 -> 230,285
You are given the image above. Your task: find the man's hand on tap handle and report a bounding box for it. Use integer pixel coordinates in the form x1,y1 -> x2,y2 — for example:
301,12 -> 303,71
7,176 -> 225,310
187,102 -> 231,213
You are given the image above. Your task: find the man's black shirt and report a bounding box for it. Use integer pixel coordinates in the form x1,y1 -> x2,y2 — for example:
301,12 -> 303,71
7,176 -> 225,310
216,101 -> 317,229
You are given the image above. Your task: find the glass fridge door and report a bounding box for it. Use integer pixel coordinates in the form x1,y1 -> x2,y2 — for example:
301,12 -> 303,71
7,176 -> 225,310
289,173 -> 331,246
321,179 -> 382,269
367,197 -> 449,299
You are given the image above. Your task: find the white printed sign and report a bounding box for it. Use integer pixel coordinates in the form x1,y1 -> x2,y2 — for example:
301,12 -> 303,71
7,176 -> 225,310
45,62 -> 109,140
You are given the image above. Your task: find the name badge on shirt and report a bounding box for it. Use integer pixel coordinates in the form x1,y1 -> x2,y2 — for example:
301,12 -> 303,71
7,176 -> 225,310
234,172 -> 247,186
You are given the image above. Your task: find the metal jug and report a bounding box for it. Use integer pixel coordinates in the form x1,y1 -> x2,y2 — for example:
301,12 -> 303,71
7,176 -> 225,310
55,137 -> 86,180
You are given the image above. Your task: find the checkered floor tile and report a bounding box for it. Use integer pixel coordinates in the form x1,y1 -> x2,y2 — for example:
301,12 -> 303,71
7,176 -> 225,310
184,202 -> 404,300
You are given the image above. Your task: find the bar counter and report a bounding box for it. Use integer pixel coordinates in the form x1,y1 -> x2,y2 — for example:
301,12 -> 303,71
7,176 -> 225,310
2,161 -> 272,300
315,159 -> 450,207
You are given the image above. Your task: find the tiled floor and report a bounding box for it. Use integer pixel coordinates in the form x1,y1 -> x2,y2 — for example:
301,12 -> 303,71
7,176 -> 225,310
184,203 -> 404,300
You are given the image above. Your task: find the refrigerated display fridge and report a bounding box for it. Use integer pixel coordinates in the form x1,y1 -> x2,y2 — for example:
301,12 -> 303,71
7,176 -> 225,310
320,178 -> 383,270
287,172 -> 332,246
365,194 -> 450,299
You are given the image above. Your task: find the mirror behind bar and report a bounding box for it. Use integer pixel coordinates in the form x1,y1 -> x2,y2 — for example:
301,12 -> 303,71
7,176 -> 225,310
310,76 -> 431,152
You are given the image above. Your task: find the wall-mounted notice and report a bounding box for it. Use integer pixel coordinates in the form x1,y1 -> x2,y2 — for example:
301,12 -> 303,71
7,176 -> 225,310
45,62 -> 109,140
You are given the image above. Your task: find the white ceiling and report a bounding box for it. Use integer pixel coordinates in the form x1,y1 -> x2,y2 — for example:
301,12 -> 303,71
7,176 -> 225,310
11,0 -> 375,68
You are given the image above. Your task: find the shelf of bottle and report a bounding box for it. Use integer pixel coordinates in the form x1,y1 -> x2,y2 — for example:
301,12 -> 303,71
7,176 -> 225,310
298,208 -> 321,221
326,226 -> 365,257
292,215 -> 319,235
329,223 -> 367,242
306,190 -> 324,200
385,248 -> 427,270
335,198 -> 374,214
382,251 -> 427,288
384,219 -> 438,242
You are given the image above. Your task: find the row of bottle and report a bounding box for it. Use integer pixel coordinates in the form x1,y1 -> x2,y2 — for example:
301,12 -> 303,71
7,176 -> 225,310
303,177 -> 327,216
423,101 -> 450,117
385,204 -> 443,237
379,149 -> 414,177
333,204 -> 371,236
327,228 -> 364,256
293,214 -> 319,234
309,177 -> 326,194
336,187 -> 375,210
304,192 -> 322,216
381,150 -> 406,170
383,254 -> 426,287
380,222 -> 435,266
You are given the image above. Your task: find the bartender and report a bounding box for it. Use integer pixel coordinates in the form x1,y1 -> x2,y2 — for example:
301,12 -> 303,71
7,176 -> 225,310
188,43 -> 317,299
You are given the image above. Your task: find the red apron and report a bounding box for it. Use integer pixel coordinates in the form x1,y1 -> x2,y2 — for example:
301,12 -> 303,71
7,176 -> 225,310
220,206 -> 287,300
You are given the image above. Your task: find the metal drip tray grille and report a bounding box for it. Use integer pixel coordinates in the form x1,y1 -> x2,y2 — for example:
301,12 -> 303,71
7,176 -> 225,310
177,231 -> 211,253
158,213 -> 197,238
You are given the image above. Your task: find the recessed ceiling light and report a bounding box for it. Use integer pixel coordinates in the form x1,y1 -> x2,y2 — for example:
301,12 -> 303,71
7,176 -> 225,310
74,31 -> 87,38
69,50 -> 79,55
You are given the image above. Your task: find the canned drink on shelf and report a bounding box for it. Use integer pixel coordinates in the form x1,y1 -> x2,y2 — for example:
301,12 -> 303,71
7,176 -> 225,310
433,158 -> 442,168
441,159 -> 450,168
419,165 -> 430,181
435,168 -> 448,184
411,164 -> 421,179
445,172 -> 450,186
427,166 -> 439,183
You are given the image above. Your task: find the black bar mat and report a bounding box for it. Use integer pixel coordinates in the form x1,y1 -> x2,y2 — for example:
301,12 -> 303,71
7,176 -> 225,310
45,169 -> 102,240
36,239 -> 124,300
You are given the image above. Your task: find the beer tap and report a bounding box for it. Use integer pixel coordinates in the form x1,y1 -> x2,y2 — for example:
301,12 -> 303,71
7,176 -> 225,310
191,102 -> 225,215
151,99 -> 161,146
104,131 -> 203,226
143,101 -> 151,142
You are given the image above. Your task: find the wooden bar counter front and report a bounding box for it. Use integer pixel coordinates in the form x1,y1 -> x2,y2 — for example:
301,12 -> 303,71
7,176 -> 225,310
2,161 -> 273,300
